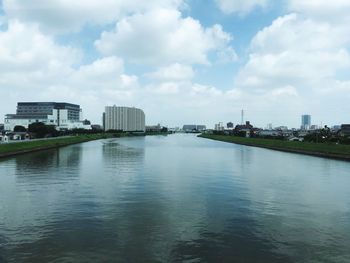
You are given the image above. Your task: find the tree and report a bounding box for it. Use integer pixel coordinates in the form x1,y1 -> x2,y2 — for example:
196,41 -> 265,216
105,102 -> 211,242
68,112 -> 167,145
28,122 -> 58,138
14,125 -> 27,132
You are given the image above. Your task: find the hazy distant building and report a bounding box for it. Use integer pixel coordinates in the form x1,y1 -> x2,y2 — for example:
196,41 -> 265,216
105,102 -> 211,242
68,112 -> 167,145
227,122 -> 234,129
103,106 -> 145,132
4,102 -> 88,131
0,124 -> 4,132
183,125 -> 206,132
275,126 -> 288,131
196,125 -> 206,131
91,124 -> 103,131
215,122 -> 224,131
340,124 -> 350,137
301,115 -> 311,130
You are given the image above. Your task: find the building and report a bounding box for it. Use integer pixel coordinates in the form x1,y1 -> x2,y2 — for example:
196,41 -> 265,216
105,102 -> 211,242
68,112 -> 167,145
275,126 -> 288,131
340,124 -> 350,137
146,124 -> 162,133
235,121 -> 254,137
4,102 -> 89,131
103,106 -> 145,132
91,124 -> 103,131
0,124 -> 4,132
215,122 -> 224,131
0,134 -> 9,143
301,114 -> 311,130
183,125 -> 206,132
227,122 -> 234,129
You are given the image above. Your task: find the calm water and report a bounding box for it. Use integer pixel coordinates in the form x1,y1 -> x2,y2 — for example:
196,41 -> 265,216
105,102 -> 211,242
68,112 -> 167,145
0,134 -> 350,263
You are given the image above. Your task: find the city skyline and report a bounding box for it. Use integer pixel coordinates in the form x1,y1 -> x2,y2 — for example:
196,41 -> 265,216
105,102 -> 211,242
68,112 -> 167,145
1,1 -> 350,127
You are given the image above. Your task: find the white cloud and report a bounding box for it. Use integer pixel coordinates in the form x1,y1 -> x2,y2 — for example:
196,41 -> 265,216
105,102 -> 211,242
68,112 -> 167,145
238,13 -> 350,89
216,0 -> 269,15
145,63 -> 194,81
233,9 -> 350,126
289,0 -> 350,19
95,8 -> 234,65
0,20 -> 141,123
0,20 -> 81,73
3,0 -> 185,33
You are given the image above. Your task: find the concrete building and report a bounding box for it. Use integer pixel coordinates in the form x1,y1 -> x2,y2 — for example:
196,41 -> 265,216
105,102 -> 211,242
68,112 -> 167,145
4,102 -> 89,131
103,106 -> 145,132
301,115 -> 311,130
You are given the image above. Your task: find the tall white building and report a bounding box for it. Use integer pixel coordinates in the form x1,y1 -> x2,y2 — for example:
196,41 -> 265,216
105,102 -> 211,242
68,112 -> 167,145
103,106 -> 145,132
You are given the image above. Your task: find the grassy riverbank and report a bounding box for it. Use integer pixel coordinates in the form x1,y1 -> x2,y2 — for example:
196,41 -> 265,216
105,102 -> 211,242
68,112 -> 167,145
199,134 -> 350,161
0,134 -> 109,158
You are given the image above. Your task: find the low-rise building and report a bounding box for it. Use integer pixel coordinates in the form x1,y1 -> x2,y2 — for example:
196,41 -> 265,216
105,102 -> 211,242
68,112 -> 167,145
275,126 -> 288,131
340,124 -> 350,137
258,130 -> 282,137
183,125 -> 206,133
146,124 -> 162,133
235,121 -> 255,138
0,134 -> 9,143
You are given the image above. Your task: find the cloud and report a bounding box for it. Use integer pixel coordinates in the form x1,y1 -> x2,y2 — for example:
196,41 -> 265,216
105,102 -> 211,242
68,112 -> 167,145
289,0 -> 350,19
238,13 -> 350,89
2,0 -> 185,33
232,9 -> 350,126
145,63 -> 194,81
0,20 -> 81,73
216,0 -> 269,15
95,8 -> 234,65
0,20 -> 141,123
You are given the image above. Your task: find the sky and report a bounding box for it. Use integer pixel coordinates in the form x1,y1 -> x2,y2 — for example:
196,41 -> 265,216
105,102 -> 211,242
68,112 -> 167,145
0,0 -> 350,129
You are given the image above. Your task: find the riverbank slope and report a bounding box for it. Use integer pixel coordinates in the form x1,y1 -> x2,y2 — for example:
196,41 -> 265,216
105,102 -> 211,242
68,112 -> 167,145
0,134 -> 109,159
199,134 -> 350,161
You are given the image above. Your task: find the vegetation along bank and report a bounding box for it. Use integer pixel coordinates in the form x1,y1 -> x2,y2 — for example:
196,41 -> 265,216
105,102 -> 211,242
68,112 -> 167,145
0,134 -> 110,159
199,134 -> 350,161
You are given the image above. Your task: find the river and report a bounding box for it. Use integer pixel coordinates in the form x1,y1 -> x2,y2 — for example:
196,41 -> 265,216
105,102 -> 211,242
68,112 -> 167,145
0,134 -> 350,262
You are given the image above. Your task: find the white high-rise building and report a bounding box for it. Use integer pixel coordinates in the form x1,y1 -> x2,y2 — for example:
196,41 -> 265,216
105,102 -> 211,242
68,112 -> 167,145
103,106 -> 145,132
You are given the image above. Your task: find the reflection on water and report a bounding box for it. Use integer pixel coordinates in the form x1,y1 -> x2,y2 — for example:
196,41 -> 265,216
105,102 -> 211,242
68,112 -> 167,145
0,134 -> 350,262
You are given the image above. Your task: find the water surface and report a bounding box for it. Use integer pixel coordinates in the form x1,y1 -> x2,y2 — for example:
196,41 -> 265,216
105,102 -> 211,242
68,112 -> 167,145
0,134 -> 350,262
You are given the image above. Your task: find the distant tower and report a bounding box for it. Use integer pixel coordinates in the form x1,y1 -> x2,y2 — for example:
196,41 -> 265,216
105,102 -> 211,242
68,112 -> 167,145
241,109 -> 244,125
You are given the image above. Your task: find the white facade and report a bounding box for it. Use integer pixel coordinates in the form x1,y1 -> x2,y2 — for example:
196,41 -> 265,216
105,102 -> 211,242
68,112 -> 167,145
4,109 -> 88,131
104,106 -> 145,132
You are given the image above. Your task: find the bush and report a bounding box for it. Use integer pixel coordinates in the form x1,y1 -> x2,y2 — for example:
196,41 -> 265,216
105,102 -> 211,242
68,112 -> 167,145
28,122 -> 58,138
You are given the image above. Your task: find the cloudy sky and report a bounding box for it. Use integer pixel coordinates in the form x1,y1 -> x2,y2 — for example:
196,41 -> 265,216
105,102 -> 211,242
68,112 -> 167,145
0,0 -> 349,128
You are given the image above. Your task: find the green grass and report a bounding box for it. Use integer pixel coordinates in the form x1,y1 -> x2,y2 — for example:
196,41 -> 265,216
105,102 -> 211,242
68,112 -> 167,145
199,134 -> 350,156
0,134 -> 108,156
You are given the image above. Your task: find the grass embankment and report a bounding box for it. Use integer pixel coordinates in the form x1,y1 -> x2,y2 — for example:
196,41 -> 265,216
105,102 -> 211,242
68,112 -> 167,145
199,134 -> 350,161
0,134 -> 109,158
